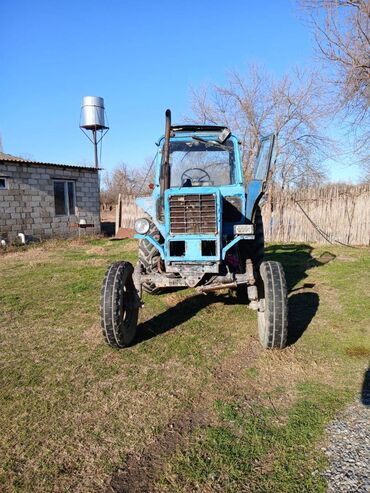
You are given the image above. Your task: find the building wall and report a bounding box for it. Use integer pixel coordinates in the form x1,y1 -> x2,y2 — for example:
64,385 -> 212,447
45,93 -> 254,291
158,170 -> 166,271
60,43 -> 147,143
0,162 -> 100,241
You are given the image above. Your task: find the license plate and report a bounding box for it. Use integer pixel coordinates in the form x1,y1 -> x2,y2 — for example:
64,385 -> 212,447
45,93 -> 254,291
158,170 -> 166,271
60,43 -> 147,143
234,224 -> 254,234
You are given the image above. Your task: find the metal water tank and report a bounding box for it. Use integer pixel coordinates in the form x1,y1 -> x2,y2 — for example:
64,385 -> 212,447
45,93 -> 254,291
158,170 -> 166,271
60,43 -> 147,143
80,96 -> 108,130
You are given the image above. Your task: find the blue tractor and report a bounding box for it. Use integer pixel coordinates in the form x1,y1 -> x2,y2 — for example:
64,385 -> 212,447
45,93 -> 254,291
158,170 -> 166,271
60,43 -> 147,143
100,110 -> 288,349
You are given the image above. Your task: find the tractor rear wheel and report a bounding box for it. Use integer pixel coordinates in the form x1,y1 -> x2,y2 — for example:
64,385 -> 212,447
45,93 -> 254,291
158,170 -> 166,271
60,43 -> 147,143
100,261 -> 139,348
138,221 -> 162,294
257,260 -> 288,349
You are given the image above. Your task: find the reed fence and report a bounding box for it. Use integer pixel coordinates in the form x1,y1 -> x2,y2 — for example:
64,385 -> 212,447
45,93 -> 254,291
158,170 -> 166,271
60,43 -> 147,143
262,184 -> 370,246
116,184 -> 370,246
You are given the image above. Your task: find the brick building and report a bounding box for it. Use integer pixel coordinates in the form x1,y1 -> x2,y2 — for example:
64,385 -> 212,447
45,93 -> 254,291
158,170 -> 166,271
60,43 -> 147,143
0,152 -> 100,242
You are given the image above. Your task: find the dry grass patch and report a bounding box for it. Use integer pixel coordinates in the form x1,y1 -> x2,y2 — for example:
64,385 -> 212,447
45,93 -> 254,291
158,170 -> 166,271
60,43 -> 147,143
345,346 -> 370,358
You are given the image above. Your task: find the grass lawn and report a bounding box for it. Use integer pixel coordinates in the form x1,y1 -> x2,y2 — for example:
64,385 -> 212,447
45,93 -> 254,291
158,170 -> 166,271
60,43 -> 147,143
0,238 -> 369,492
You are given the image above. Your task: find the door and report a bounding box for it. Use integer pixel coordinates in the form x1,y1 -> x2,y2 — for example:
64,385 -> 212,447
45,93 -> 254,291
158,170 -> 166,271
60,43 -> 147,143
246,134 -> 276,220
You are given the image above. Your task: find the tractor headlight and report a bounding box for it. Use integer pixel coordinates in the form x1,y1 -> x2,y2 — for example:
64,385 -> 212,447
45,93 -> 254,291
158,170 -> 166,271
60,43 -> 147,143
134,218 -> 150,234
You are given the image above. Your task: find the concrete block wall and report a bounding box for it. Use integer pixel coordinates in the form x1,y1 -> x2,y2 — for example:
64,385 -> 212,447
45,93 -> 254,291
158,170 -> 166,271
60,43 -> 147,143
0,162 -> 100,242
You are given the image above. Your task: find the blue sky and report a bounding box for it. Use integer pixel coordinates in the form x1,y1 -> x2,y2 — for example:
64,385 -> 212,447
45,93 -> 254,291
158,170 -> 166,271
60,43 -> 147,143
0,0 -> 362,181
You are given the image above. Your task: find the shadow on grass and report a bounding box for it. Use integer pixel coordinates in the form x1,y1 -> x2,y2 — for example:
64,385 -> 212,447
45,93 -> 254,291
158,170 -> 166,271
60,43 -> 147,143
361,368 -> 370,406
265,244 -> 335,291
136,292 -> 238,344
135,244 -> 334,347
265,244 -> 330,346
287,292 -> 319,345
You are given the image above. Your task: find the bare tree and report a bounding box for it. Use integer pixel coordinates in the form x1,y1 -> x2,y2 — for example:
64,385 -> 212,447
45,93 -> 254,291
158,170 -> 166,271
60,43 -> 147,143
101,158 -> 156,203
362,159 -> 370,182
191,65 -> 331,189
300,0 -> 369,176
302,1 -> 369,122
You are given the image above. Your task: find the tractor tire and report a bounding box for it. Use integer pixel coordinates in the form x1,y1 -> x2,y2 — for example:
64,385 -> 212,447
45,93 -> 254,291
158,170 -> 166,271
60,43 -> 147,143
252,206 -> 264,267
257,260 -> 288,349
138,221 -> 162,294
100,261 -> 139,348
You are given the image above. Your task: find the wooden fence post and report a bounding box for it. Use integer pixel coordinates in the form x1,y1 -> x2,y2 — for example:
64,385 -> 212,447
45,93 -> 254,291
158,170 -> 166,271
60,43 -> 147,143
115,193 -> 122,235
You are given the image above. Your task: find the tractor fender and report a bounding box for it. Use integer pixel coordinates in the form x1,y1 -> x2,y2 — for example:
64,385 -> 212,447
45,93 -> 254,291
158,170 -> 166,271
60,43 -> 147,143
222,235 -> 255,259
134,233 -> 165,259
246,180 -> 264,221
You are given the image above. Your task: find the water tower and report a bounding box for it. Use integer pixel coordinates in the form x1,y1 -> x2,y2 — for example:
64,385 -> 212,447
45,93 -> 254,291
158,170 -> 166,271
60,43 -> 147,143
79,96 -> 109,169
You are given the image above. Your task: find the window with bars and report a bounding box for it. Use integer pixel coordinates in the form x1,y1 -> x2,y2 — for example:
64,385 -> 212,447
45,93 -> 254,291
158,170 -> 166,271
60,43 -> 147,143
53,180 -> 76,216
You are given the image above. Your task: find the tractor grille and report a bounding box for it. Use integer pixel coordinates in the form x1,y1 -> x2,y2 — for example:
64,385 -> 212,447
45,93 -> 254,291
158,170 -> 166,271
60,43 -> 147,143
169,194 -> 217,234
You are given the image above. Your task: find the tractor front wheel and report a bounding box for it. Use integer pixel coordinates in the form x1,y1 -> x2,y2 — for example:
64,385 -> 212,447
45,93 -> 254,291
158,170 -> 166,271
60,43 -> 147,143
257,260 -> 288,349
100,261 -> 139,348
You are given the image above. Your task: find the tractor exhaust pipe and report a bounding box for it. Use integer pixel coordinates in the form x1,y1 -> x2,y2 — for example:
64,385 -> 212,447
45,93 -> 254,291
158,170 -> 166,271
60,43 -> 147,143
160,109 -> 171,197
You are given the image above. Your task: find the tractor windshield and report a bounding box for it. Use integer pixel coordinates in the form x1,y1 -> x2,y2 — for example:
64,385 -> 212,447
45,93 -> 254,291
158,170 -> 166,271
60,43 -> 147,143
169,139 -> 235,187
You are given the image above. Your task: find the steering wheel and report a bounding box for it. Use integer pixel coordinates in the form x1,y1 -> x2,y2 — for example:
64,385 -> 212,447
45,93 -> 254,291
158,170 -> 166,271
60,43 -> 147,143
181,167 -> 211,185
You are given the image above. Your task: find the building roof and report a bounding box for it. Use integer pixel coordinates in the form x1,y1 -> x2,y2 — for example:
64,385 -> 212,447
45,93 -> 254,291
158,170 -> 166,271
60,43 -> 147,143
0,152 -> 98,172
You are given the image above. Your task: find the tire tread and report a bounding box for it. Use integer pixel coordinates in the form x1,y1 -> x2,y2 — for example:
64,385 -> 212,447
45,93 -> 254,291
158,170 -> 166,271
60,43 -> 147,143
258,260 -> 288,349
100,261 -> 138,348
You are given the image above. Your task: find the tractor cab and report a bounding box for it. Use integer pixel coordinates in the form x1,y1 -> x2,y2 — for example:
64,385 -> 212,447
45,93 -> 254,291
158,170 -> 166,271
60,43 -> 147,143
135,112 -> 275,272
164,125 -> 239,189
